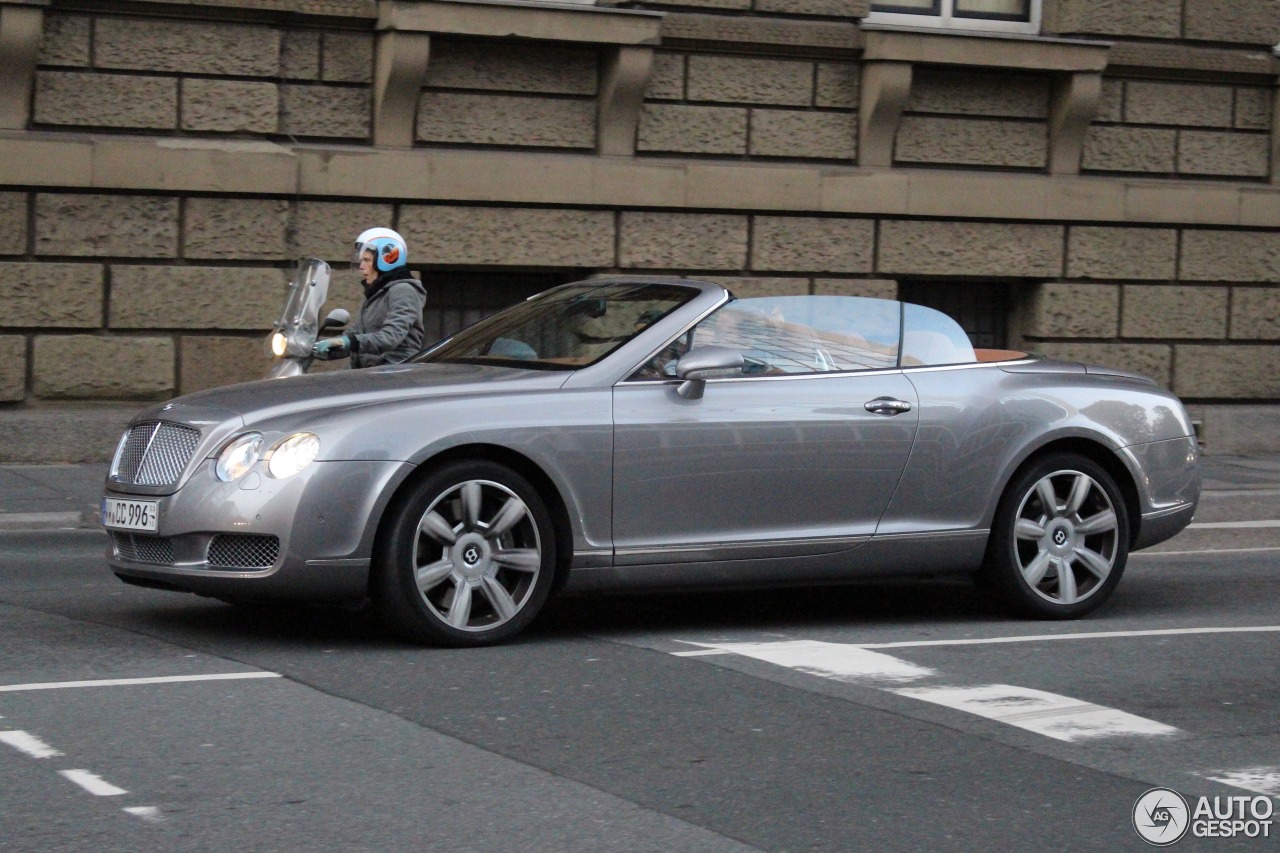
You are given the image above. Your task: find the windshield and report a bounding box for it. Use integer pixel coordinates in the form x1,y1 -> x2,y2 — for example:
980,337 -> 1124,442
414,282 -> 700,370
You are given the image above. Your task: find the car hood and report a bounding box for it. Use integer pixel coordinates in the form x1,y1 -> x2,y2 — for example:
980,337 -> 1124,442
141,362 -> 571,425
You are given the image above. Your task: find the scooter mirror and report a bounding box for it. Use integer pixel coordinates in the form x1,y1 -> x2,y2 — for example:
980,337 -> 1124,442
321,308 -> 350,332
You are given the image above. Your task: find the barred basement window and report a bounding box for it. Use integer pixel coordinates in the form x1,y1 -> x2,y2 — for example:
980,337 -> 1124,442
421,273 -> 576,344
898,281 -> 1010,349
867,0 -> 1040,34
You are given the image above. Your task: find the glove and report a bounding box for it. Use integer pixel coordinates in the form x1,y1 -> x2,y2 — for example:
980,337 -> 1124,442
311,335 -> 352,359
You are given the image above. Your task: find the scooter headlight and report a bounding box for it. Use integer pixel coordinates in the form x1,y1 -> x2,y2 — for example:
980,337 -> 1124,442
215,433 -> 263,482
270,331 -> 288,357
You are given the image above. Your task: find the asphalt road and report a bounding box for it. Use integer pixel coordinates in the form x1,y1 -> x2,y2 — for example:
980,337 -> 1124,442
0,515 -> 1277,852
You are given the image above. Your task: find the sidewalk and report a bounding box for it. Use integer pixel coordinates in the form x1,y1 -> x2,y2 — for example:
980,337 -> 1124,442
1,454 -> 1278,533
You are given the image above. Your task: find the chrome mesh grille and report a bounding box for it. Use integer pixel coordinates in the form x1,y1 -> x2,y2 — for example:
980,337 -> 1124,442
112,422 -> 201,486
110,532 -> 175,564
207,534 -> 280,569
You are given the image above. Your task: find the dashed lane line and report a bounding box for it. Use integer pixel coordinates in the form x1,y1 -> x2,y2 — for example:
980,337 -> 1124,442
59,769 -> 128,797
0,672 -> 281,693
1188,520 -> 1280,529
0,730 -> 62,759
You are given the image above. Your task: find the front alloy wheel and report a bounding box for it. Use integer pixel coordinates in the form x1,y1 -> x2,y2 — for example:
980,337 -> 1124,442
984,453 -> 1129,619
377,461 -> 556,646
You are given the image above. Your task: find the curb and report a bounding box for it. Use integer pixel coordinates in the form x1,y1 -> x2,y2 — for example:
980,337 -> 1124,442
0,509 -> 101,532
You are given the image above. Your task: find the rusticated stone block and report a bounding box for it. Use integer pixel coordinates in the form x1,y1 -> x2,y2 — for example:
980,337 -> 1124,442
1177,131 -> 1270,178
281,31 -> 321,80
620,212 -> 747,270
95,18 -> 280,77
425,41 -> 597,95
1043,0 -> 1181,39
110,266 -> 285,330
417,93 -> 595,149
686,56 -> 812,106
895,117 -> 1046,168
185,199 -> 289,260
290,201 -> 394,261
1124,81 -> 1233,128
1231,287 -> 1280,339
752,216 -> 872,273
908,69 -> 1049,118
0,336 -> 23,401
0,193 -> 25,256
323,32 -> 372,83
1184,0 -> 1280,46
1175,345 -> 1280,398
638,0 -> 750,10
879,221 -> 1064,278
181,80 -> 279,134
33,335 -> 174,399
755,0 -> 862,15
814,279 -> 896,299
1067,227 -> 1176,280
180,336 -> 274,394
815,63 -> 858,109
1036,342 -> 1171,387
1022,283 -> 1119,338
646,52 -> 685,101
36,195 -> 177,258
39,14 -> 90,67
750,110 -> 855,160
1122,285 -> 1227,339
1082,126 -> 1175,173
636,104 -> 747,155
1181,230 -> 1280,281
702,277 -> 809,298
1096,78 -> 1123,123
282,85 -> 369,138
0,263 -> 103,327
34,72 -> 176,130
399,206 -> 615,267
1235,87 -> 1272,130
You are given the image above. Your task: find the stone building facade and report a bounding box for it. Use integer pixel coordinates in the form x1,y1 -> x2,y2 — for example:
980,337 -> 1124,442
0,0 -> 1278,460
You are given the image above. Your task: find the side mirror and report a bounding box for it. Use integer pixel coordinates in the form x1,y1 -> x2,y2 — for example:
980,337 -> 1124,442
674,345 -> 744,400
320,308 -> 350,333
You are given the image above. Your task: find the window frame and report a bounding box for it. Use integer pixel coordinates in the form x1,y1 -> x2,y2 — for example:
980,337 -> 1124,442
865,0 -> 1041,35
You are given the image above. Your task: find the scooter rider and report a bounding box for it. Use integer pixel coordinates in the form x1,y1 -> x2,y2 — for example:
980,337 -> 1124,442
312,227 -> 427,368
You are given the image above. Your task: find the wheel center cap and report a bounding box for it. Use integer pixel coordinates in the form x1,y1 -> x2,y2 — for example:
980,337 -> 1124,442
1046,520 -> 1076,556
453,535 -> 491,579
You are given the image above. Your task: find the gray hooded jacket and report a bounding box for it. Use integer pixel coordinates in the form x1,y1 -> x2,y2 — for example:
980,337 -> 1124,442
348,270 -> 427,368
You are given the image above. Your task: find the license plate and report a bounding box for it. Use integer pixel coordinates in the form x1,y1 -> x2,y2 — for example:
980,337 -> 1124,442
101,498 -> 159,532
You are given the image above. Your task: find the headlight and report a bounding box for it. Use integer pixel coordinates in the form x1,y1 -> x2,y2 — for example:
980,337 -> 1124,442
270,331 -> 288,357
266,433 -> 320,479
215,433 -> 263,482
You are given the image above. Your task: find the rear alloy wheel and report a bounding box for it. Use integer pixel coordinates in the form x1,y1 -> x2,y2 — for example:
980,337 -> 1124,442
984,453 -> 1129,619
376,461 -> 555,646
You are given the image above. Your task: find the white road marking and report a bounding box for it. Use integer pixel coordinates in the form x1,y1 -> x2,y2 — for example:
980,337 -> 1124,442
123,806 -> 164,823
679,640 -> 935,683
0,671 -> 281,693
1204,767 -> 1280,797
1188,519 -> 1280,529
0,730 -> 62,759
890,684 -> 1180,742
853,625 -> 1280,650
1133,546 -> 1280,557
59,769 -> 127,797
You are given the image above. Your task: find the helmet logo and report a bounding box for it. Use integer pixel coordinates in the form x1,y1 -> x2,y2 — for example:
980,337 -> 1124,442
382,245 -> 400,265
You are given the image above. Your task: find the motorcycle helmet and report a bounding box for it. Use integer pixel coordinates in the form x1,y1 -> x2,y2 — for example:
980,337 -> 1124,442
352,227 -> 408,273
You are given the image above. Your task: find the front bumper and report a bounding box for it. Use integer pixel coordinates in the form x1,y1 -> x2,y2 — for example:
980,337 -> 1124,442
105,457 -> 413,600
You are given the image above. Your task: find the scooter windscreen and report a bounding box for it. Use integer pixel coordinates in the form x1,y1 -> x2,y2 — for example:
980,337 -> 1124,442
268,257 -> 331,359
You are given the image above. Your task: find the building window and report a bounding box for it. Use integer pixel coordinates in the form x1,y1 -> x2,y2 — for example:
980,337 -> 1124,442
898,281 -> 1010,348
421,272 -> 574,343
867,0 -> 1039,34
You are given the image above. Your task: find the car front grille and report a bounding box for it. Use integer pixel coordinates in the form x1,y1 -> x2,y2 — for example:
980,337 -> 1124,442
112,422 -> 202,486
207,534 -> 280,569
110,532 -> 175,564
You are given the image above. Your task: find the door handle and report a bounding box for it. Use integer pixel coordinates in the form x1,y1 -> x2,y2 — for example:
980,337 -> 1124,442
864,397 -> 913,416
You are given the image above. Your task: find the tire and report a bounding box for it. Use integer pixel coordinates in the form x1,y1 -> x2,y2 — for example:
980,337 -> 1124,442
374,460 -> 557,647
981,453 -> 1130,619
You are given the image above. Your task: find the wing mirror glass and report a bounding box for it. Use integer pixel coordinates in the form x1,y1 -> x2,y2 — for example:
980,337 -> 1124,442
674,345 -> 744,400
320,308 -> 350,333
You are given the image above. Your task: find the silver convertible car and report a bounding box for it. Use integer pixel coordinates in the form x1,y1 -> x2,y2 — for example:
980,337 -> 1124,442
103,278 -> 1200,646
